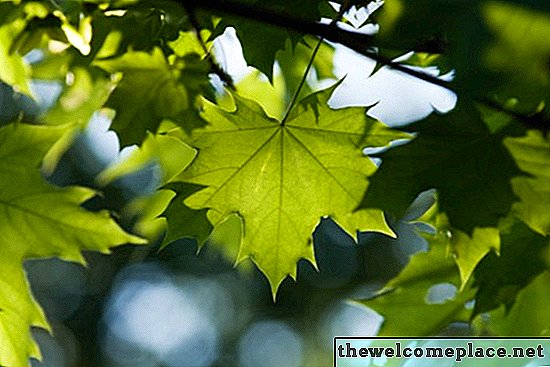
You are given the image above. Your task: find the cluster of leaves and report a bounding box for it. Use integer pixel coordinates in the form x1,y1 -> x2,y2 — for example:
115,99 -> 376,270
0,0 -> 550,365
360,0 -> 550,336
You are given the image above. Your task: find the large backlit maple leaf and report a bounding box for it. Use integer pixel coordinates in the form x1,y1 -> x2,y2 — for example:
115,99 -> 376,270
172,86 -> 408,294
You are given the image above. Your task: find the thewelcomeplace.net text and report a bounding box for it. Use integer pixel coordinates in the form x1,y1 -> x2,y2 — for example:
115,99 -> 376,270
337,341 -> 545,363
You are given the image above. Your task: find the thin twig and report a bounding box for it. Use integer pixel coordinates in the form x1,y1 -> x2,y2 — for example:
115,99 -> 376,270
48,0 -> 62,11
182,2 -> 236,90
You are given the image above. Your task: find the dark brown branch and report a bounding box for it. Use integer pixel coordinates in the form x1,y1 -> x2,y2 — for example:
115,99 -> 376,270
179,0 -> 451,88
177,0 -> 549,131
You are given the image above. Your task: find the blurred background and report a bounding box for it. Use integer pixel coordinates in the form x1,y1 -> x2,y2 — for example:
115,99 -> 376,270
0,6 -> 461,366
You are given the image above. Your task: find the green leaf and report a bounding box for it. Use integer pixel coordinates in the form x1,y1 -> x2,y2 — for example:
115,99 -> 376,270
175,85 -> 407,295
229,37 -> 335,122
98,132 -> 196,186
206,213 -> 245,264
97,131 -> 203,245
375,0 -> 493,96
231,69 -> 287,120
483,271 -> 550,336
362,103 -> 521,233
88,3 -> 183,58
376,0 -> 550,105
477,98 -> 517,134
386,239 -> 456,291
0,123 -> 145,367
160,182 -> 213,250
42,67 -> 112,126
504,130 -> 550,235
93,127 -> 212,249
95,47 -> 210,146
0,20 -> 30,95
0,2 -> 21,27
360,233 -> 473,336
126,188 -> 175,241
473,220 -> 549,315
483,1 -> 550,108
450,227 -> 500,289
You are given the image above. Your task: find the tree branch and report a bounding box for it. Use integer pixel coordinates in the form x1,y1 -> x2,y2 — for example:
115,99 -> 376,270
179,0 -> 451,87
176,0 -> 549,131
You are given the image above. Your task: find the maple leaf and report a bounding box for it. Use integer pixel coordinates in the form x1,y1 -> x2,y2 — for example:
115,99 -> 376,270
484,271 -> 550,336
97,132 -> 197,186
42,68 -> 112,127
483,1 -> 550,109
0,123 -> 145,367
473,221 -> 548,315
172,85 -> 408,295
95,47 -> 210,146
360,234 -> 473,336
97,131 -> 212,248
449,227 -> 500,289
160,182 -> 213,249
378,0 -> 550,107
361,103 -> 521,233
504,130 -> 550,235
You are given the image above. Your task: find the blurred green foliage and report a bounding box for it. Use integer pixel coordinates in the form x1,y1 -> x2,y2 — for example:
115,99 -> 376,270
0,0 -> 550,366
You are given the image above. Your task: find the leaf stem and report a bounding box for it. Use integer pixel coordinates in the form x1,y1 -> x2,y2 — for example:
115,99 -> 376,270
280,38 -> 323,126
48,0 -> 62,11
280,2 -> 352,125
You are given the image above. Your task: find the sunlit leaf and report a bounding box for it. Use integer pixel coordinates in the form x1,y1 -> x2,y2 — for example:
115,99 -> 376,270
472,220 -> 549,316
42,68 -> 112,126
95,47 -> 210,146
450,227 -> 500,289
98,132 -> 196,186
483,271 -> 550,335
360,233 -> 473,336
505,130 -> 550,235
0,20 -> 30,94
0,123 -> 144,367
173,85 -> 407,295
